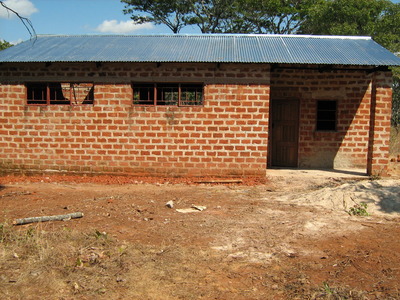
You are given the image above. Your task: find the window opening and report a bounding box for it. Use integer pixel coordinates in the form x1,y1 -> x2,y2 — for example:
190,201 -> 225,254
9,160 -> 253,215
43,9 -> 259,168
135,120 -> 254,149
133,83 -> 203,106
157,83 -> 179,106
49,83 -> 69,104
71,83 -> 94,105
180,84 -> 203,106
26,82 -> 94,105
27,83 -> 47,105
133,83 -> 154,105
316,100 -> 337,131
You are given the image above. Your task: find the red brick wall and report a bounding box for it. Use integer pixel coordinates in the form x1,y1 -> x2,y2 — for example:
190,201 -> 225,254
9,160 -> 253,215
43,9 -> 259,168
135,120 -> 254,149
0,62 -> 392,176
367,72 -> 393,176
0,62 -> 270,176
271,66 -> 392,175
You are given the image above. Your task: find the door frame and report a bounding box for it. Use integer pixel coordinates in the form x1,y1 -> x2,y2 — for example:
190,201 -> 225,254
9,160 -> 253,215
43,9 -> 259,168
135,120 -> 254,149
268,99 -> 300,168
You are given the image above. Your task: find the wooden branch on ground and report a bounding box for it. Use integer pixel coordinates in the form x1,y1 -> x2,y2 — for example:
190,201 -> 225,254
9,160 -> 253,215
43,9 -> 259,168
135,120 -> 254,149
13,212 -> 84,225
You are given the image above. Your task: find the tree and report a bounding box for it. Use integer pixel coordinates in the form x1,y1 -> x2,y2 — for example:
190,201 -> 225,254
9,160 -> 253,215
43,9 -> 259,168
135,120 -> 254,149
374,2 -> 400,53
121,0 -> 189,33
0,40 -> 12,50
184,0 -> 240,33
299,0 -> 398,47
121,0 -> 318,34
300,0 -> 392,35
238,0 -> 319,34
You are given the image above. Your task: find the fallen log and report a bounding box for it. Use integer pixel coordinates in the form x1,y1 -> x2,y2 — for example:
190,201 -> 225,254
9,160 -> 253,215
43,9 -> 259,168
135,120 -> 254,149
13,212 -> 84,225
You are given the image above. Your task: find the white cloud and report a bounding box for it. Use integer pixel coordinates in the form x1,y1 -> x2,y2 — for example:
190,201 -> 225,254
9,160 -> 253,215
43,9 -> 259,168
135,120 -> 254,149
96,20 -> 154,34
0,0 -> 38,19
10,38 -> 23,45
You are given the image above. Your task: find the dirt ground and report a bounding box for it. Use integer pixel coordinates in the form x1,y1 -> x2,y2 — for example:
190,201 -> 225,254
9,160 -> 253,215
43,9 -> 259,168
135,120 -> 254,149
0,171 -> 400,300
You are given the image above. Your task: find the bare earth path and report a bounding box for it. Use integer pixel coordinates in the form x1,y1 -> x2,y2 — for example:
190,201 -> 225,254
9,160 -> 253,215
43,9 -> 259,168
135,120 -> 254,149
0,172 -> 399,299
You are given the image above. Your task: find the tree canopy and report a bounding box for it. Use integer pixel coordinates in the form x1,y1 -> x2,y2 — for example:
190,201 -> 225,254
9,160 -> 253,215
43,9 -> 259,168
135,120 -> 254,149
0,40 -> 12,51
121,0 -> 319,34
121,0 -> 399,50
300,0 -> 400,53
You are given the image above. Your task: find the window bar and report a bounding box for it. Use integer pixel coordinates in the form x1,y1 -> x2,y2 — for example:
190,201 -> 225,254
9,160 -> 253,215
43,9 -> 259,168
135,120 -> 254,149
46,84 -> 50,105
70,83 -> 73,105
178,84 -> 181,106
154,84 -> 157,105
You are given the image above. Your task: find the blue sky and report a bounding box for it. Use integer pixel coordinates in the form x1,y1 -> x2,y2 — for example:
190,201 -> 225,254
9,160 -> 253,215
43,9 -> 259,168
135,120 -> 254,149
0,0 -> 179,43
1,0 -> 400,44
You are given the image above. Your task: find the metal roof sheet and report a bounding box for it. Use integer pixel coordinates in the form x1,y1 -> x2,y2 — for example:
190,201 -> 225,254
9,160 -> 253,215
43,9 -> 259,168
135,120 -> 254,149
0,34 -> 399,66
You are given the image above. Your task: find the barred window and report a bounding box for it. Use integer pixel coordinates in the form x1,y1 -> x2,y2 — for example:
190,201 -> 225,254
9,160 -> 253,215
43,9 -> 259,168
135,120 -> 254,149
133,83 -> 203,106
26,82 -> 94,105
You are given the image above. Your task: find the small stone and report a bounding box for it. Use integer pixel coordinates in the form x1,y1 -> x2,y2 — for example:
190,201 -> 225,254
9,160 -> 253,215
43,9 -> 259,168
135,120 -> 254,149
192,205 -> 206,211
166,200 -> 174,208
176,208 -> 201,213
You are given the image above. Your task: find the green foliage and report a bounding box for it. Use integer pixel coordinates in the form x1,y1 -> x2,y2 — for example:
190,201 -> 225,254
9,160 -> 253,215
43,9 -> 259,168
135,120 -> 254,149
301,0 -> 388,35
348,202 -> 370,216
184,0 -> 241,33
236,0 -> 319,34
374,3 -> 400,53
121,0 -> 400,47
0,40 -> 12,51
121,0 -> 189,33
121,0 -> 319,34
322,282 -> 334,295
300,0 -> 400,51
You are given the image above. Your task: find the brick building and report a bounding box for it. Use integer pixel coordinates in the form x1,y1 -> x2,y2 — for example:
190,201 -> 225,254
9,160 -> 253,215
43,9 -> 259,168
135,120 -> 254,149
0,34 -> 400,177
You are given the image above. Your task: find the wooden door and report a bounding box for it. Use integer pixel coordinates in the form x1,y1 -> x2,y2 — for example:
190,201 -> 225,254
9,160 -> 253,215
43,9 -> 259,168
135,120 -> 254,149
270,100 -> 299,167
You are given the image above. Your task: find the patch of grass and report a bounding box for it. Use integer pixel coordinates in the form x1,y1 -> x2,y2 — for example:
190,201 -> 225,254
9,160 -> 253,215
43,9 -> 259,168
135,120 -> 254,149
309,282 -> 366,299
322,281 -> 334,295
0,223 -> 220,299
347,202 -> 370,216
0,223 -> 132,299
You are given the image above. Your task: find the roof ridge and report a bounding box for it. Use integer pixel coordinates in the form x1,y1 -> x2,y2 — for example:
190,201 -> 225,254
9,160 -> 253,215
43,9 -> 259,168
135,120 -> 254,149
34,34 -> 372,40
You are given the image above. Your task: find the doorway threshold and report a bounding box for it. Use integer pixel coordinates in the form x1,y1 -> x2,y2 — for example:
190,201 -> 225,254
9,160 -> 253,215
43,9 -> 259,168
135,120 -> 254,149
266,168 -> 367,179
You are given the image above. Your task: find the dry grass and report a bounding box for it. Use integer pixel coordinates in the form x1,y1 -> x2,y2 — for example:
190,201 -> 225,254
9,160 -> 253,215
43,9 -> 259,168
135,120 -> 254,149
0,222 -> 224,300
1,221 -> 376,300
0,223 -> 123,299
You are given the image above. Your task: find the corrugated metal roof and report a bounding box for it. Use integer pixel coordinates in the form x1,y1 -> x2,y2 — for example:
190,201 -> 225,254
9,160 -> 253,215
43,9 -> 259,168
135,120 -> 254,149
1,34 -> 400,66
